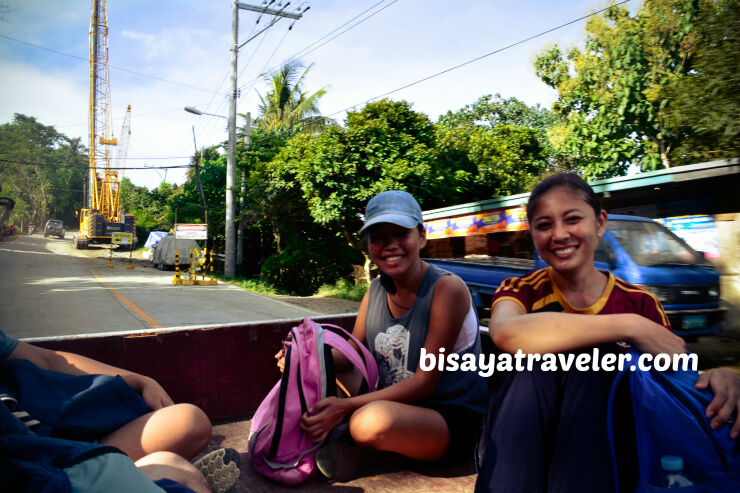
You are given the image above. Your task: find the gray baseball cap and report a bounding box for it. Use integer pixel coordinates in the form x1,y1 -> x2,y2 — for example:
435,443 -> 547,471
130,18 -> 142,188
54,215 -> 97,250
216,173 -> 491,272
359,190 -> 424,235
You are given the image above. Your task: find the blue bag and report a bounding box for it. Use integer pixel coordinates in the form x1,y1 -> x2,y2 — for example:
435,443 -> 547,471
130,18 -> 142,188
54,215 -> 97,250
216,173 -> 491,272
1,358 -> 150,441
0,404 -> 189,493
607,349 -> 740,492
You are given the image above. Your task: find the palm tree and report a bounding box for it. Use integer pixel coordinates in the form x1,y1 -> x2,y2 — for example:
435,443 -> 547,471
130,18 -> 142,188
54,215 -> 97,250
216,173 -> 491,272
253,61 -> 330,133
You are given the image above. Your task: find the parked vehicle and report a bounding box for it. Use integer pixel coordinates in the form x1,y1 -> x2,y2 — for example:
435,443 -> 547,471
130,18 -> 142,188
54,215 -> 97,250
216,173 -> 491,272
44,219 -> 66,239
424,215 -> 725,338
150,236 -> 202,271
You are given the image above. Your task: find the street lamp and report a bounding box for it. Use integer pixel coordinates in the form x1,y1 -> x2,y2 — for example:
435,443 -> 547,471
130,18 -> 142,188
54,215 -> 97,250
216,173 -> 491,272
184,107 -> 227,120
184,105 -> 236,277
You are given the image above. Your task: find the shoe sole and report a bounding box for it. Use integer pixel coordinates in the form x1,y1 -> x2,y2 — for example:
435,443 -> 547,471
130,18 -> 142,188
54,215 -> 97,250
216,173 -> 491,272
192,448 -> 241,493
316,441 -> 362,482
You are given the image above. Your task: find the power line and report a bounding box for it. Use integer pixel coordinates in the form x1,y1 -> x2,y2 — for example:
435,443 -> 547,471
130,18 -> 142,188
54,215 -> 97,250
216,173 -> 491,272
237,0 -> 396,93
218,0 -> 633,151
287,0 -> 389,62
0,33 -> 219,94
326,0 -> 631,118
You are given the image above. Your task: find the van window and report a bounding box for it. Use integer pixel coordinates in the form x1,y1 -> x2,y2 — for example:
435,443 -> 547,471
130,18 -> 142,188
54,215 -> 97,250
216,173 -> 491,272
593,237 -> 612,264
607,219 -> 703,267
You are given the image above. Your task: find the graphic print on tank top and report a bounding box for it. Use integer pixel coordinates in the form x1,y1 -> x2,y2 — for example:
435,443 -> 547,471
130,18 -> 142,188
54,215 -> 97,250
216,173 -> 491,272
375,324 -> 415,387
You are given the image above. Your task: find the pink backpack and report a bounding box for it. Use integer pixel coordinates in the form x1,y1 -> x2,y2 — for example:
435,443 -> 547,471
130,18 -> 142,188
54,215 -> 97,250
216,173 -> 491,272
248,318 -> 378,485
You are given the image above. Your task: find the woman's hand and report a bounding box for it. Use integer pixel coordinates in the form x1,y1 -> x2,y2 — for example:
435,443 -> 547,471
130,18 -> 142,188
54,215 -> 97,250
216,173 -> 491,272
126,374 -> 174,411
695,368 -> 740,439
299,397 -> 351,443
275,349 -> 285,373
627,314 -> 686,357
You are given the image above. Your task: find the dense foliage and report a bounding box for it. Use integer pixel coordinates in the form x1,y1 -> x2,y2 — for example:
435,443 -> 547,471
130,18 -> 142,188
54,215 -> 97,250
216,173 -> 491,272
533,0 -> 739,178
0,115 -> 87,230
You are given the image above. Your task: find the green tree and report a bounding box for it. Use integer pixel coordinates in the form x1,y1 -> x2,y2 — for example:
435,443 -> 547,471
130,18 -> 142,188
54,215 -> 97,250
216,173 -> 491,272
533,0 -> 715,177
436,94 -> 552,198
0,114 -> 87,228
254,61 -> 330,133
436,123 -> 548,200
661,0 -> 740,163
437,93 -> 559,142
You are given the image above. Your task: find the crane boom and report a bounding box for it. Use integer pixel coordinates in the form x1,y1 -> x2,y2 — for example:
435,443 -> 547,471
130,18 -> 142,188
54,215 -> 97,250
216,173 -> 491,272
75,0 -> 135,249
113,105 -> 132,216
88,0 -> 116,216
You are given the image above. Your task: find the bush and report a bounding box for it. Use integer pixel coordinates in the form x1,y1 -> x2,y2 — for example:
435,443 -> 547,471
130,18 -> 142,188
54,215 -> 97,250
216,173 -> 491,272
261,234 -> 363,296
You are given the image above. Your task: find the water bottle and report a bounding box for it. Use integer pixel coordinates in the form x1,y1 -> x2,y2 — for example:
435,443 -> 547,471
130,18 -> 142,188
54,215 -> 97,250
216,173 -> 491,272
661,455 -> 694,488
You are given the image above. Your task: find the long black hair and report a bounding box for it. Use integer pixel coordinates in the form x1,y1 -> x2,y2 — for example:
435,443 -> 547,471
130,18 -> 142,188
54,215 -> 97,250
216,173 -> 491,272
526,173 -> 602,222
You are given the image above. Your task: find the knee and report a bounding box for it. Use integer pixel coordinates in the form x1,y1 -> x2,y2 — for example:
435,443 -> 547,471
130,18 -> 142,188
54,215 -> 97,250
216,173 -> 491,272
170,403 -> 212,448
135,450 -> 181,468
348,401 -> 395,448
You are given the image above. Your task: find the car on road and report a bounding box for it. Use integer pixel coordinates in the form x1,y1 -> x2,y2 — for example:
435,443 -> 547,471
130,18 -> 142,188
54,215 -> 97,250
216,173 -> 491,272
44,219 -> 66,239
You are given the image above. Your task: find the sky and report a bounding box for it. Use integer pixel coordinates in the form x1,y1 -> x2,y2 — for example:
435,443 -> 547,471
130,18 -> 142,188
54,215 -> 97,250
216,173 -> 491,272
0,0 -> 632,190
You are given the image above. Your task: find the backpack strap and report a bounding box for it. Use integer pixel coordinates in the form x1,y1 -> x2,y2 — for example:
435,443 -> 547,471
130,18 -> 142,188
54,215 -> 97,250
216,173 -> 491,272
270,342 -> 299,457
319,324 -> 378,394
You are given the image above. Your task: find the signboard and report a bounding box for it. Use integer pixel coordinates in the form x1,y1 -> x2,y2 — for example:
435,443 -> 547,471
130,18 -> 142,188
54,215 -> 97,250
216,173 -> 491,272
478,210 -> 506,233
425,208 -> 521,238
656,215 -> 720,258
505,208 -> 529,231
425,219 -> 452,239
175,224 -> 207,240
111,232 -> 133,245
451,215 -> 479,236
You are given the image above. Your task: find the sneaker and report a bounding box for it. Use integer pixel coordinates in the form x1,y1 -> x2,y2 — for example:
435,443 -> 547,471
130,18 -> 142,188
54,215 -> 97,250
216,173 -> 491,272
315,440 -> 368,482
192,448 -> 241,493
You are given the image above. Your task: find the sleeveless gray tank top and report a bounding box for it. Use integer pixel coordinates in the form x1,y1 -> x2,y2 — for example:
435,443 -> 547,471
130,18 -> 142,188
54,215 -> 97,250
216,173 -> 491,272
364,263 -> 489,413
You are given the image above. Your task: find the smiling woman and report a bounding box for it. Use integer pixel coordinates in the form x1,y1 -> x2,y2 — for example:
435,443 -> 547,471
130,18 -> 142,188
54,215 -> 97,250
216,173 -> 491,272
475,173 -> 740,493
278,190 -> 490,482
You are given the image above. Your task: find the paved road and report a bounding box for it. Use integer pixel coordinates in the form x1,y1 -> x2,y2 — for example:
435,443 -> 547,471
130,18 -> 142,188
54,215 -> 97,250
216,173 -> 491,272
0,235 -> 319,339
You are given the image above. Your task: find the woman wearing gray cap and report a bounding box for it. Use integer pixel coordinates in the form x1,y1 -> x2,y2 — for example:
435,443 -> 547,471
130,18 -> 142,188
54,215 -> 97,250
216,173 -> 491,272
299,190 -> 490,481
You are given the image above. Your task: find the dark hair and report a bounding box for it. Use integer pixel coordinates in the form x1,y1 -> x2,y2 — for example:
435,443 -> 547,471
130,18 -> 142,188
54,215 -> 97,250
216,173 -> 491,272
526,173 -> 602,222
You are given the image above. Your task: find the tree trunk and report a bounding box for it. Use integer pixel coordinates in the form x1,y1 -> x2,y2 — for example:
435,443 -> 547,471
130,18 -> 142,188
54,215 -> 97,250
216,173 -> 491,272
341,225 -> 373,282
363,253 -> 373,284
659,139 -> 672,169
271,219 -> 283,282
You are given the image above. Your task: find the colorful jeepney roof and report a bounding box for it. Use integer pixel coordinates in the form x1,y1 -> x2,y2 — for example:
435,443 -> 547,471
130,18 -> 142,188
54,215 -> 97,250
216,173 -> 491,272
421,158 -> 740,225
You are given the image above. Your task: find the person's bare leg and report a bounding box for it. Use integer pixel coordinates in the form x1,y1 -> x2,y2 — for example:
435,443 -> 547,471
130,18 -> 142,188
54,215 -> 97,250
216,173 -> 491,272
100,403 -> 212,461
136,451 -> 211,493
349,400 -> 449,460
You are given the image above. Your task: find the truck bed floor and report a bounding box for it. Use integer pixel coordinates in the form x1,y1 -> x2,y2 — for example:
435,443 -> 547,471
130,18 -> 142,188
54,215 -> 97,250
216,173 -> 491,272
207,418 -> 478,492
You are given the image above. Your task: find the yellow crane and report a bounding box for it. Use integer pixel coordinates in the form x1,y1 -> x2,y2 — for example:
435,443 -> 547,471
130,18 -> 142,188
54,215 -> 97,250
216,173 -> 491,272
74,0 -> 135,249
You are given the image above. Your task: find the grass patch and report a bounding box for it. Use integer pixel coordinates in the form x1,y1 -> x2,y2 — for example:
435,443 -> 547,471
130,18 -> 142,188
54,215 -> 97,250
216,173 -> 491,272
317,279 -> 368,302
216,274 -> 285,296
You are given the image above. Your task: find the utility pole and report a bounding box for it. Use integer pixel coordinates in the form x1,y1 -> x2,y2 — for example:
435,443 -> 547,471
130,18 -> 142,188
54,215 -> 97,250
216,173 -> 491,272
237,112 -> 250,266
224,0 -> 306,278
